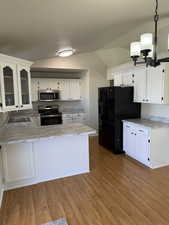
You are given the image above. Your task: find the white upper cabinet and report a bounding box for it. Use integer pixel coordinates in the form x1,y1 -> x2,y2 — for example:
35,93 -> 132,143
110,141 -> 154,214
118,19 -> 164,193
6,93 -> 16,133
0,62 -> 19,111
60,79 -> 81,100
133,63 -> 169,104
0,54 -> 33,112
146,64 -> 165,104
60,79 -> 70,100
38,78 -> 49,90
114,74 -> 123,86
122,71 -> 134,86
17,65 -> 32,109
112,63 -> 169,104
69,79 -> 81,100
31,78 -> 81,101
133,67 -> 147,103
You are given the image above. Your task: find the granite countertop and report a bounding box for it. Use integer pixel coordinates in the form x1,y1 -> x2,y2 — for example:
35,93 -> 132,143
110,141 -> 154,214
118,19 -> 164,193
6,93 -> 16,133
0,118 -> 96,144
123,119 -> 169,129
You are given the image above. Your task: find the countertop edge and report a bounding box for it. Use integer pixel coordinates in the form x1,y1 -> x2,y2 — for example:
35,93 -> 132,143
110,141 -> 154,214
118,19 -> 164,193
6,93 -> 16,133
0,130 -> 96,145
122,119 -> 169,130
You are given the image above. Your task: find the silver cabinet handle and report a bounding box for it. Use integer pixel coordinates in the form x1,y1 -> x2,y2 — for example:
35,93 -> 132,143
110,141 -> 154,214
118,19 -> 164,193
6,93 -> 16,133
139,129 -> 144,133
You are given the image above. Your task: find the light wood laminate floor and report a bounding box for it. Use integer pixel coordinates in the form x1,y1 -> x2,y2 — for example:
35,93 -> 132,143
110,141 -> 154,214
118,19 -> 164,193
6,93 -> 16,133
1,137 -> 169,225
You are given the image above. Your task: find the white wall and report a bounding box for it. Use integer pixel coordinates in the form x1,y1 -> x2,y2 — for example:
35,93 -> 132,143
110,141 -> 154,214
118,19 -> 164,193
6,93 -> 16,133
95,47 -> 129,68
32,52 -> 109,129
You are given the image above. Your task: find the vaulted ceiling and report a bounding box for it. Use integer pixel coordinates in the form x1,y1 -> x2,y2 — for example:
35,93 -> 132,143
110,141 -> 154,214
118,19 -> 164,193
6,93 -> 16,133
0,0 -> 169,60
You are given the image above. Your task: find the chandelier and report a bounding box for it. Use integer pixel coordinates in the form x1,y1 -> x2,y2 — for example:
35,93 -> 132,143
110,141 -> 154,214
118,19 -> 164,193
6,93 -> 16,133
130,0 -> 169,67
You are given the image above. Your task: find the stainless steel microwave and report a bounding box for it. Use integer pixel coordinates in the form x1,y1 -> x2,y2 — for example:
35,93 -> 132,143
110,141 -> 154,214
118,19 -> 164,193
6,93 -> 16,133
38,89 -> 60,101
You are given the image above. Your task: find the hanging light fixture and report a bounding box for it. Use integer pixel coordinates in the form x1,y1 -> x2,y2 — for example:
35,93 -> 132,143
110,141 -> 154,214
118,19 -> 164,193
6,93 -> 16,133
130,0 -> 169,67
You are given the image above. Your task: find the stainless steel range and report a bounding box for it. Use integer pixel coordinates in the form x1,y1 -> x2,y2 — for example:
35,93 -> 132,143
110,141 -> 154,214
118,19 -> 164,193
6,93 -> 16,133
38,105 -> 62,126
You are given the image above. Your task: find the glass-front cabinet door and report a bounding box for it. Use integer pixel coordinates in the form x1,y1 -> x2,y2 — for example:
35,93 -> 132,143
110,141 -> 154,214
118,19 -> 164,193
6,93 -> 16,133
17,65 -> 32,109
0,63 -> 19,111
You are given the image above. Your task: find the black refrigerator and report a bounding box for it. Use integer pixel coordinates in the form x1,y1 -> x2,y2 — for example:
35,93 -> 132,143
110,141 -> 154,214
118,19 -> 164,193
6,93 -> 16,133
98,87 -> 141,154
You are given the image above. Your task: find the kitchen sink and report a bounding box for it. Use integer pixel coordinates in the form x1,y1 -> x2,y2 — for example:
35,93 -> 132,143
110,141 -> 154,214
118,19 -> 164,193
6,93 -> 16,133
8,117 -> 31,123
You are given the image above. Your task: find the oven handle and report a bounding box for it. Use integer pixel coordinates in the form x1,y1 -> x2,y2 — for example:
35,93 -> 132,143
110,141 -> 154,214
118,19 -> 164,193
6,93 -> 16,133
40,114 -> 62,118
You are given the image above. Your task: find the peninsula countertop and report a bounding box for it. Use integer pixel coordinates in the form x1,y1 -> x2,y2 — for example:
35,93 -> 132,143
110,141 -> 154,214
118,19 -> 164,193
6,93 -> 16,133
0,119 -> 96,144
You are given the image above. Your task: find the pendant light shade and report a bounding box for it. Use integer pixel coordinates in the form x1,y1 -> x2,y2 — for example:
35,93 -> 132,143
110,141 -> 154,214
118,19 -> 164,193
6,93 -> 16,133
130,42 -> 141,57
130,0 -> 169,67
140,33 -> 153,51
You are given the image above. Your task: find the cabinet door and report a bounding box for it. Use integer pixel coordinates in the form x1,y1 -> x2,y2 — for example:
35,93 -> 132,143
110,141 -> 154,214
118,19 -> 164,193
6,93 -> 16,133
17,65 -> 32,109
69,79 -> 81,100
2,143 -> 36,184
0,62 -> 19,111
122,72 -> 134,86
146,65 -> 165,104
60,79 -> 70,100
123,123 -> 136,158
48,79 -> 60,90
135,128 -> 150,166
114,74 -> 122,86
123,123 -> 131,154
133,67 -> 147,103
38,79 -> 49,90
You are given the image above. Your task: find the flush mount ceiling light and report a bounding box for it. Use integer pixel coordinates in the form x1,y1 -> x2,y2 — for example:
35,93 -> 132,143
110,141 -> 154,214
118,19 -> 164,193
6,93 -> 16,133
130,0 -> 169,67
56,48 -> 76,57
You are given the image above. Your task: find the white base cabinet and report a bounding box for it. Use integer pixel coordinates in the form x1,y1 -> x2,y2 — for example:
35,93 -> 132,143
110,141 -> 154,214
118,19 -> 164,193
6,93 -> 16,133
123,121 -> 169,169
1,135 -> 90,190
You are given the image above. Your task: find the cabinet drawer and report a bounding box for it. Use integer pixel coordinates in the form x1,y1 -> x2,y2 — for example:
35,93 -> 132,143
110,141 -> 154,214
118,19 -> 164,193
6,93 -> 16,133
135,127 -> 149,136
62,118 -> 73,124
72,113 -> 84,119
62,114 -> 73,119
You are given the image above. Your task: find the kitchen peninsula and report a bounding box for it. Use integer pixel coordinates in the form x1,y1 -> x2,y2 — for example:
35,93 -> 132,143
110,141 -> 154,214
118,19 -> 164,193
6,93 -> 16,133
0,118 -> 96,190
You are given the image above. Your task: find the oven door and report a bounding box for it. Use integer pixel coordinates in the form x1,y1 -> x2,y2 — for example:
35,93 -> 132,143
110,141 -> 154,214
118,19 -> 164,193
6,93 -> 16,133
40,114 -> 62,126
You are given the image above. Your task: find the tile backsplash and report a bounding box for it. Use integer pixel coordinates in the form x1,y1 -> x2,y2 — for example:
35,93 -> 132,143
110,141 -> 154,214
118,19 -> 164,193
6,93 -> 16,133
33,101 -> 84,113
9,100 -> 84,118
